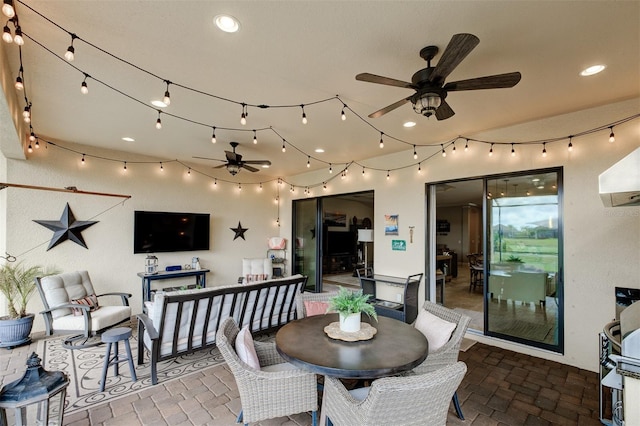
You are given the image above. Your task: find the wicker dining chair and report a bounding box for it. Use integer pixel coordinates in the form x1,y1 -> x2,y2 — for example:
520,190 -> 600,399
295,291 -> 339,318
324,361 -> 467,426
215,318 -> 318,426
411,300 -> 471,419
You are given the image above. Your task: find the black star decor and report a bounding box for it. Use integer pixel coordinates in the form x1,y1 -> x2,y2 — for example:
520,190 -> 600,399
34,203 -> 98,250
230,221 -> 248,241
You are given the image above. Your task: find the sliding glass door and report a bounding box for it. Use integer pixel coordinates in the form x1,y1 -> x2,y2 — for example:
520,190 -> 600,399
486,169 -> 562,351
292,198 -> 320,292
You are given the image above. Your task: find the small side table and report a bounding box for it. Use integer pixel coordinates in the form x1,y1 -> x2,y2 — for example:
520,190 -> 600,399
100,327 -> 137,392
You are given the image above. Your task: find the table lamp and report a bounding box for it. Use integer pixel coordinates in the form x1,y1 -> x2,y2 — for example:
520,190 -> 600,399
357,229 -> 374,269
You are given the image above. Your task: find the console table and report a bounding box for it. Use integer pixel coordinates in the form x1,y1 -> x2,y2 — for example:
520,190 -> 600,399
138,269 -> 210,305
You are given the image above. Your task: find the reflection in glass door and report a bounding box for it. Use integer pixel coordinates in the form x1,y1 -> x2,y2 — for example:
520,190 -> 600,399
293,198 -> 319,292
486,169 -> 563,351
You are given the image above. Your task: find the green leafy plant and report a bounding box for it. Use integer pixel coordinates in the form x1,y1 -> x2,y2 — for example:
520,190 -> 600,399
0,261 -> 58,319
506,255 -> 523,263
328,287 -> 377,321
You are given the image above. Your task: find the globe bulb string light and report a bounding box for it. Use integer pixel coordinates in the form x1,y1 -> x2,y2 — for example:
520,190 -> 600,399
464,139 -> 469,152
301,105 -> 307,124
413,145 -> 417,160
80,73 -> 89,94
568,136 -> 573,152
511,143 -> 515,157
441,144 -> 446,157
64,33 -> 76,61
211,127 -> 216,144
609,127 -> 615,143
379,132 -> 384,149
163,80 -> 171,106
155,110 -> 162,129
253,130 -> 257,144
2,18 -> 14,43
2,0 -> 15,19
341,105 -> 346,121
542,142 -> 547,157
12,23 -> 22,45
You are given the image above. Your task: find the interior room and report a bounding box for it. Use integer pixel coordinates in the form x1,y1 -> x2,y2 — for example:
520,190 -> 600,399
0,1 -> 638,425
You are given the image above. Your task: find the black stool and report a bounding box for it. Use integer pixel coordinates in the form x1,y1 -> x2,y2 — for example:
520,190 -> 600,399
100,327 -> 137,392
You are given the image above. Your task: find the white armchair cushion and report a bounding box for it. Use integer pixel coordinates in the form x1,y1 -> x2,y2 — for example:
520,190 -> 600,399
52,305 -> 131,331
414,309 -> 456,352
235,326 -> 260,370
242,258 -> 272,283
38,271 -> 96,318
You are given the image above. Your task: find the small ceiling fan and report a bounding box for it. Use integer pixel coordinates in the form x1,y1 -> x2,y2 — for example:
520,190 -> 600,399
194,142 -> 271,175
356,33 -> 521,120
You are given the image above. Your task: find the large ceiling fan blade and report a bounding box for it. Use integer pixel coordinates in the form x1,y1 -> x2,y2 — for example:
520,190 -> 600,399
213,164 -> 227,169
429,33 -> 480,84
443,72 -> 522,91
192,156 -> 226,163
435,100 -> 455,120
243,160 -> 272,166
368,97 -> 411,118
356,73 -> 414,89
241,164 -> 260,172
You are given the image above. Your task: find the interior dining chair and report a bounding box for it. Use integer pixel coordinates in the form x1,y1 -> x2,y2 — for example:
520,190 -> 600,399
215,318 -> 318,426
324,361 -> 467,426
36,270 -> 132,349
411,300 -> 471,419
467,253 -> 484,292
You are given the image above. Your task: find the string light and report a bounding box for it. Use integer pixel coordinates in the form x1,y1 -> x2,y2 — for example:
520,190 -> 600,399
301,105 -> 307,124
2,22 -> 12,43
80,73 -> 89,94
2,0 -> 15,18
379,132 -> 384,149
259,182 -> 263,190
413,145 -> 417,160
329,163 -> 333,174
418,163 -> 422,173
155,111 -> 162,129
341,170 -> 345,179
211,127 -> 216,143
451,142 -> 456,154
240,103 -> 247,125
64,34 -> 77,62
14,66 -> 23,90
441,144 -> 446,157
609,127 -> 615,143
163,80 -> 171,106
542,142 -> 547,157
386,170 -> 390,180
34,138 -> 39,148
281,139 -> 286,153
214,178 -> 217,186
488,143 -> 493,156
187,167 -> 191,175
253,130 -> 257,144
123,161 -> 127,171
362,166 -> 365,176
341,105 -> 346,121
12,24 -> 21,45
511,143 -> 516,157
27,143 -> 32,153
568,136 -> 573,152
29,127 -> 35,141
307,156 -> 311,168
323,182 -> 327,190
238,183 -> 242,191
81,154 -> 85,164
22,105 -> 30,123
464,139 -> 469,152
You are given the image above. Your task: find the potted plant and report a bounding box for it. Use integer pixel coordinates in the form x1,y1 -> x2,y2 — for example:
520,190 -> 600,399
328,287 -> 377,333
0,261 -> 58,348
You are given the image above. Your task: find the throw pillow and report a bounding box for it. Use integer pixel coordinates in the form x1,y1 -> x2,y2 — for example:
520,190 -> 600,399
70,294 -> 100,316
304,300 -> 330,316
235,326 -> 260,370
414,309 -> 456,352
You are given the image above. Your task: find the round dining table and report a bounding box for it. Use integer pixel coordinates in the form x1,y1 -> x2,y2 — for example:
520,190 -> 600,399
275,313 -> 428,379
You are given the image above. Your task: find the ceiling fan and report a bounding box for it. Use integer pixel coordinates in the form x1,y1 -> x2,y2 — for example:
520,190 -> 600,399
194,142 -> 271,175
356,33 -> 521,120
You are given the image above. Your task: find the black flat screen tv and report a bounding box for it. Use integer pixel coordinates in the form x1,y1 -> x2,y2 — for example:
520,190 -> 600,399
326,231 -> 356,255
134,211 -> 210,254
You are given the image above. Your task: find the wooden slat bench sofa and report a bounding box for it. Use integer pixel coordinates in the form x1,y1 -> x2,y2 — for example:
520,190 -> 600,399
137,274 -> 308,384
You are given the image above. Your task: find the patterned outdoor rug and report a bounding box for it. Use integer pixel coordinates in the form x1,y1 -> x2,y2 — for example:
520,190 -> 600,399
37,326 -> 272,414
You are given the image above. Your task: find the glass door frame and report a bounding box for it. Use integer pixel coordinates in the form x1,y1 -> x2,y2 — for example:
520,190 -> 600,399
426,166 -> 564,353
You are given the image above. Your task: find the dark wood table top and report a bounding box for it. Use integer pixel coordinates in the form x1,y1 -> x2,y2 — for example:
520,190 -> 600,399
275,314 -> 428,379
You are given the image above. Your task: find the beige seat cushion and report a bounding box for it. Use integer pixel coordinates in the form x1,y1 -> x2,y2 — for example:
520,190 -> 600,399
52,305 -> 131,331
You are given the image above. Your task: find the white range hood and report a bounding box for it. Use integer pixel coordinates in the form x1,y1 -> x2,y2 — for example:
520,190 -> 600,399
599,147 -> 640,207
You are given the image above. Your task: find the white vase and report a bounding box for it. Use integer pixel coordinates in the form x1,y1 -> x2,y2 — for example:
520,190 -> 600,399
339,312 -> 361,333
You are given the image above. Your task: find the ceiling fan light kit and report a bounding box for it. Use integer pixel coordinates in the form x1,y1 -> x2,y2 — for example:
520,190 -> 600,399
356,33 -> 521,121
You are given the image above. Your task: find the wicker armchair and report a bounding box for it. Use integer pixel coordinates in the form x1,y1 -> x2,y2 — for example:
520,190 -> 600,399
215,318 -> 318,426
324,361 -> 467,426
295,291 -> 338,318
411,301 -> 471,419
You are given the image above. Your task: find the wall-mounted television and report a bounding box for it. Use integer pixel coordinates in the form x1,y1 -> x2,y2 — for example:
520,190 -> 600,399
134,211 -> 210,254
326,231 -> 356,255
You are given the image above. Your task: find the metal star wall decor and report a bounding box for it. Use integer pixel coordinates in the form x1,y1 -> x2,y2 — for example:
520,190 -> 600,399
34,203 -> 98,250
230,221 -> 248,240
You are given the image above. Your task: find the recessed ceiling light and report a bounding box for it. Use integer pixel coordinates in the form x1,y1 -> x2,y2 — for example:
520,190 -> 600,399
580,64 -> 605,76
214,14 -> 240,33
315,148 -> 325,153
122,137 -> 135,142
403,121 -> 416,128
261,164 -> 270,168
151,100 -> 167,108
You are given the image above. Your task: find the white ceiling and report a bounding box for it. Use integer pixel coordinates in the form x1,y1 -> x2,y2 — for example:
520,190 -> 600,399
4,1 -> 639,180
